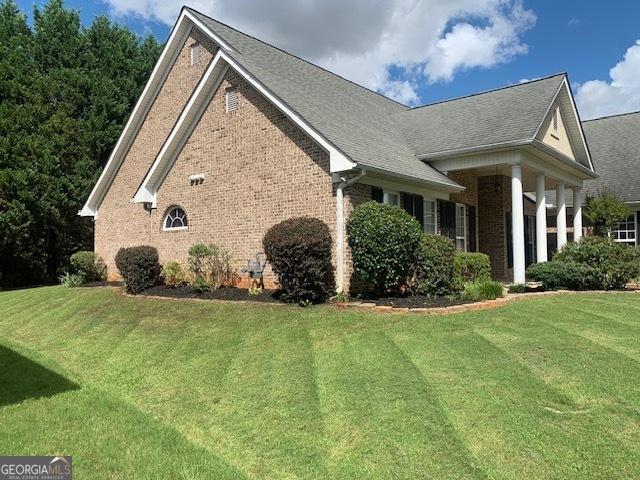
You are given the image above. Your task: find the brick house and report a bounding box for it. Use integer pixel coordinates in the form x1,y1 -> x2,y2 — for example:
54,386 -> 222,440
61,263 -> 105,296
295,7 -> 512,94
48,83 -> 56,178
80,7 -> 598,291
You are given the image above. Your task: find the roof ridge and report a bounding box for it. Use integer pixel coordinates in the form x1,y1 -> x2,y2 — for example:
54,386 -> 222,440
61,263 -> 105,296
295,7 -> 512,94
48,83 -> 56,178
406,72 -> 567,111
583,110 -> 640,122
184,6 -> 408,110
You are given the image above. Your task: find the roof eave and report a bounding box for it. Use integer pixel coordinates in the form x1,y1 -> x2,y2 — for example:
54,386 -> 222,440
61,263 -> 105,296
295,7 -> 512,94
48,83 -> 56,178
358,164 -> 464,193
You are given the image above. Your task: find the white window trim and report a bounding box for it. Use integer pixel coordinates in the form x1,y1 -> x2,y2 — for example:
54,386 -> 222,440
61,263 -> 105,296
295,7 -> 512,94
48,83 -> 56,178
455,203 -> 467,252
163,207 -> 189,232
613,214 -> 637,245
383,189 -> 399,206
423,197 -> 438,235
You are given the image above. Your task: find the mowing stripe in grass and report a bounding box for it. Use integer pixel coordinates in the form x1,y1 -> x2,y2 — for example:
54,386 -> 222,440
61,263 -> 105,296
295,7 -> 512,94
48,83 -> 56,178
546,307 -> 640,362
0,385 -> 248,480
390,326 -> 590,479
311,330 -> 485,479
197,319 -> 329,480
479,320 -> 640,477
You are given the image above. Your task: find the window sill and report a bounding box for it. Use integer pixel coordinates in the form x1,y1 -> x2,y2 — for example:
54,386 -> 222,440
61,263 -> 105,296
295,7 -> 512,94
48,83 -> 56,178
163,226 -> 188,232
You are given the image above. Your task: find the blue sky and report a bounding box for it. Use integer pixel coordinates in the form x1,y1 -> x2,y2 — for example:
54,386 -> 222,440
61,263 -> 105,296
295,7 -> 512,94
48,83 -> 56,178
16,0 -> 640,119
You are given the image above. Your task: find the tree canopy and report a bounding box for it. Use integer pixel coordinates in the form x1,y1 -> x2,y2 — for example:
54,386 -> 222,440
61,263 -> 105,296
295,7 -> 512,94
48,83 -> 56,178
0,0 -> 162,287
583,191 -> 632,237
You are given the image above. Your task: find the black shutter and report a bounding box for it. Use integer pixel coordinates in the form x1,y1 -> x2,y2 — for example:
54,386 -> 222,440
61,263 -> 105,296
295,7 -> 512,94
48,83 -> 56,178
401,193 -> 413,216
371,187 -> 383,203
637,212 -> 640,246
468,205 -> 476,252
415,195 -> 424,228
439,200 -> 456,241
506,212 -> 513,269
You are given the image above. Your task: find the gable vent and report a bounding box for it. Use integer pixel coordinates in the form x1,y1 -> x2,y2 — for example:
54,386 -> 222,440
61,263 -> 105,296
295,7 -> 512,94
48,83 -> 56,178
190,43 -> 201,66
552,107 -> 558,131
225,88 -> 238,113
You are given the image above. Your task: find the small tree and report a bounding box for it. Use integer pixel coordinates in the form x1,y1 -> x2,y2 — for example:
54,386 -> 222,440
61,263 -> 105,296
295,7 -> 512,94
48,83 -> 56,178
583,192 -> 631,237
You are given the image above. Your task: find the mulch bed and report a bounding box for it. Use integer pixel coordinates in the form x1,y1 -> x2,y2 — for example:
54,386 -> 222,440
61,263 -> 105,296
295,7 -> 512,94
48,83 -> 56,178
140,285 -> 283,303
356,295 -> 475,309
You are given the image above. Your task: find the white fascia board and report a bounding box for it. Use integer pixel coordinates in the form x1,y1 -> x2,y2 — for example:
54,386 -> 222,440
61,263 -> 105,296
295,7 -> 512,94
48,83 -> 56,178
182,10 -> 234,53
134,52 -> 228,203
532,77 -> 594,172
561,77 -> 595,172
218,52 -> 356,174
135,49 -> 356,203
79,11 -> 201,217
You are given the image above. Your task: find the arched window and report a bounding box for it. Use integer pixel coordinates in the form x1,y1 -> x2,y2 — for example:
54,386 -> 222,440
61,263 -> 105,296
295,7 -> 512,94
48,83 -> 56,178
164,206 -> 188,230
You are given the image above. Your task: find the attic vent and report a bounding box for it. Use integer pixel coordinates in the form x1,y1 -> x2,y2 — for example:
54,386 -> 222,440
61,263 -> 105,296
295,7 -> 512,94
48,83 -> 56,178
225,88 -> 238,113
552,107 -> 558,131
190,44 -> 201,66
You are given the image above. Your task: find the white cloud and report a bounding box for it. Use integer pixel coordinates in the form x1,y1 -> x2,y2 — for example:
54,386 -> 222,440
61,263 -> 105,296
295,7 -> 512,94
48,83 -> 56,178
575,40 -> 640,120
103,0 -> 536,105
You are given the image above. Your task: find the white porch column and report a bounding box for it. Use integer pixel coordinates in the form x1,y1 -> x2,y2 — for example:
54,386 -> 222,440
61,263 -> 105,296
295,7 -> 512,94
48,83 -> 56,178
511,164 -> 526,284
573,187 -> 583,241
556,182 -> 567,249
536,173 -> 548,263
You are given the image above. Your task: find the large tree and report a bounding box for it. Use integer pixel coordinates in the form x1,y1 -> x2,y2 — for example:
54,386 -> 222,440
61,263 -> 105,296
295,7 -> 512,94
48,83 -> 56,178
0,0 -> 162,287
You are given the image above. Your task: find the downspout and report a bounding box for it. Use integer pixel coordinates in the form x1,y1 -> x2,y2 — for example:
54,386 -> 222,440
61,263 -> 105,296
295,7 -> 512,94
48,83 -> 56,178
334,169 -> 366,293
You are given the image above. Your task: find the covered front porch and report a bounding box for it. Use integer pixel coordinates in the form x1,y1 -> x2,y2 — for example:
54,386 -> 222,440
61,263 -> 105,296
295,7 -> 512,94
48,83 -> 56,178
434,147 -> 594,283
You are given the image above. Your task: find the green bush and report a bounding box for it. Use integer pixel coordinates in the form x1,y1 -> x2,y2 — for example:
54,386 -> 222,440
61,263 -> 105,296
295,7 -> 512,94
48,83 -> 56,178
454,252 -> 491,287
58,272 -> 85,288
410,234 -> 456,297
263,217 -> 334,304
462,280 -> 504,301
187,243 -> 236,291
507,283 -> 526,293
347,201 -> 423,294
526,261 -> 593,290
114,246 -> 161,294
554,236 -> 640,290
69,251 -> 107,283
161,261 -> 186,288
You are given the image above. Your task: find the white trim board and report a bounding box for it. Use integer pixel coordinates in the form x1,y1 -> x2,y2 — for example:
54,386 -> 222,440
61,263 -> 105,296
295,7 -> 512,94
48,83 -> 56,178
80,9 -> 355,216
133,49 -> 356,205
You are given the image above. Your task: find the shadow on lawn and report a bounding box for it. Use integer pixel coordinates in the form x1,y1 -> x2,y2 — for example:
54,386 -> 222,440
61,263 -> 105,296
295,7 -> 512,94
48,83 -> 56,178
0,345 -> 78,407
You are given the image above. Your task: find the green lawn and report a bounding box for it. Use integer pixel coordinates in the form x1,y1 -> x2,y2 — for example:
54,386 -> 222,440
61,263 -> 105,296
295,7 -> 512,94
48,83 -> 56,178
1,287 -> 639,479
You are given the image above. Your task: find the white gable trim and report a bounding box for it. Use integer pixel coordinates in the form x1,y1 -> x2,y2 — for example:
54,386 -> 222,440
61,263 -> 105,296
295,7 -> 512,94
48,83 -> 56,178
80,9 -> 234,217
532,77 -> 594,172
133,49 -> 356,205
79,9 -> 354,217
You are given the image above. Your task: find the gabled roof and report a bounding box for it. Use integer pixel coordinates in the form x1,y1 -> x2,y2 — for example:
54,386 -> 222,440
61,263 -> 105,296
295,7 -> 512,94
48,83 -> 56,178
186,8 -> 460,189
81,7 -> 597,217
581,111 -> 640,203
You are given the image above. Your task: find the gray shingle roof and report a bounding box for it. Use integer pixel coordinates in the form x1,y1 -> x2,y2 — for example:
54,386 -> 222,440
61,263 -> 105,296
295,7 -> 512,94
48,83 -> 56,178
189,9 -> 460,188
396,74 -> 565,157
582,111 -> 640,203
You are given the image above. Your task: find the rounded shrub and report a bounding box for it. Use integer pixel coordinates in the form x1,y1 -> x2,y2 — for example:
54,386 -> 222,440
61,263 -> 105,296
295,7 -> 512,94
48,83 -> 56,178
410,234 -> 456,297
462,279 -> 504,301
526,261 -> 593,290
347,201 -> 423,294
263,217 -> 334,304
454,252 -> 491,287
70,251 -> 107,283
114,246 -> 161,294
161,261 -> 187,288
553,236 -> 640,290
